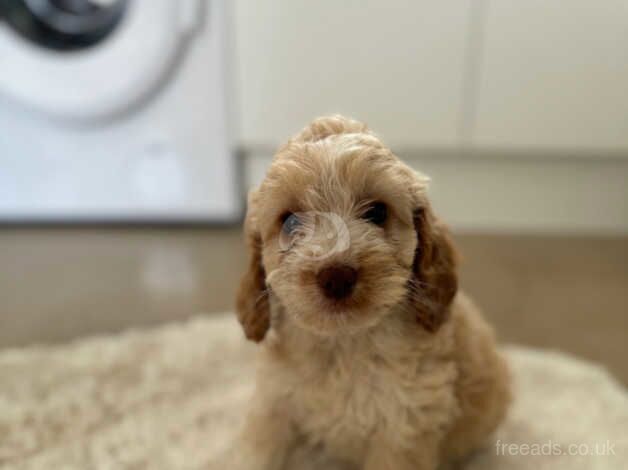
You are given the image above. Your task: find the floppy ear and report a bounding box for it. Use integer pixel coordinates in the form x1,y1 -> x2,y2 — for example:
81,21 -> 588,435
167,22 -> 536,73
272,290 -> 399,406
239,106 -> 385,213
410,204 -> 459,332
235,208 -> 271,343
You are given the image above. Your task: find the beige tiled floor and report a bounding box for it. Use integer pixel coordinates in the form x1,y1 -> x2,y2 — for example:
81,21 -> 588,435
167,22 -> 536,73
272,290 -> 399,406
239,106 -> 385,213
0,228 -> 626,384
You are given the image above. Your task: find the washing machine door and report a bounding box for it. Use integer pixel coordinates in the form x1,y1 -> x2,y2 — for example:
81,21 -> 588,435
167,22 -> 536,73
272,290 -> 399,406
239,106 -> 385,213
0,0 -> 202,121
0,0 -> 239,223
1,0 -> 129,52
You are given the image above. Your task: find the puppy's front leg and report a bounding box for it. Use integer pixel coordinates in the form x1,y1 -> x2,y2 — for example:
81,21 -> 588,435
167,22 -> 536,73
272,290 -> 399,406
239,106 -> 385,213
225,403 -> 295,470
363,434 -> 439,470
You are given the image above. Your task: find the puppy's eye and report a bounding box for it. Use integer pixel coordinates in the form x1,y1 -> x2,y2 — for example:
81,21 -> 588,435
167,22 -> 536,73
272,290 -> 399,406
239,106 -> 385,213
362,202 -> 388,226
281,212 -> 301,235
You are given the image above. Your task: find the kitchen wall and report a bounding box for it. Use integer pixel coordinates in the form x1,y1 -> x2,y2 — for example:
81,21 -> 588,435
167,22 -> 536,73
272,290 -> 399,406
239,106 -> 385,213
232,0 -> 628,233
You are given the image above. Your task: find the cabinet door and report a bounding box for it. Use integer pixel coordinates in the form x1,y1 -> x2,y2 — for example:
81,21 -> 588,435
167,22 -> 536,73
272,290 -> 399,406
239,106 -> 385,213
235,0 -> 471,148
475,0 -> 628,151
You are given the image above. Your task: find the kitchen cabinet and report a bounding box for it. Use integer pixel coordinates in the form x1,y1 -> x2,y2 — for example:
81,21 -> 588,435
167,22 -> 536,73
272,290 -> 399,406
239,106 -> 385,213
474,0 -> 628,151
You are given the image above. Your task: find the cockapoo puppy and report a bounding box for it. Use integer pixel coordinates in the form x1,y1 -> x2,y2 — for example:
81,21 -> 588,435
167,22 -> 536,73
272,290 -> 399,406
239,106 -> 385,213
232,115 -> 511,470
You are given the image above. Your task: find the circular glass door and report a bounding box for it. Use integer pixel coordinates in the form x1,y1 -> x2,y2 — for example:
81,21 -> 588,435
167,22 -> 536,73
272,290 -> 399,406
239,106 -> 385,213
1,0 -> 128,51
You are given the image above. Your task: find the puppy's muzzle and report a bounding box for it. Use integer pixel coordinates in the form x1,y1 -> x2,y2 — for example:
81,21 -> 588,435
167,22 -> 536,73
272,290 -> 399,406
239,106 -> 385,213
316,264 -> 358,300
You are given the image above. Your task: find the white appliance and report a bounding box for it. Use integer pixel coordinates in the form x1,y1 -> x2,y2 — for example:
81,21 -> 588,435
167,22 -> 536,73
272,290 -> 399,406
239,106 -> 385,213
0,0 -> 239,222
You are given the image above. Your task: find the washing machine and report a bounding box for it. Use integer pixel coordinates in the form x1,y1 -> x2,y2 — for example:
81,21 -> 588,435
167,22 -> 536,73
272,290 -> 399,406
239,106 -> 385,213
0,0 -> 239,222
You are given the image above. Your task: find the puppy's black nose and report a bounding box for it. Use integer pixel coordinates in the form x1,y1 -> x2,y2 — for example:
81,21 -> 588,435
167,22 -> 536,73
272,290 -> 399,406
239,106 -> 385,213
316,265 -> 358,300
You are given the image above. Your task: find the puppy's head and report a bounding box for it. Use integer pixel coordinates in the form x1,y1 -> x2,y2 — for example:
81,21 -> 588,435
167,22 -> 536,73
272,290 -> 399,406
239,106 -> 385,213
237,115 -> 457,341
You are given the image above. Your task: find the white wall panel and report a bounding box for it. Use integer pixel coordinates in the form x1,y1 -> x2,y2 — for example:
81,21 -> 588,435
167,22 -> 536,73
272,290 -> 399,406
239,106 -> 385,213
234,0 -> 471,148
246,152 -> 628,234
475,0 -> 628,151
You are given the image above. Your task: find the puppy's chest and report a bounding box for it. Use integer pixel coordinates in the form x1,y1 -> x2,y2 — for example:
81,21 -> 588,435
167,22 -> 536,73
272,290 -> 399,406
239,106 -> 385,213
283,343 -> 457,456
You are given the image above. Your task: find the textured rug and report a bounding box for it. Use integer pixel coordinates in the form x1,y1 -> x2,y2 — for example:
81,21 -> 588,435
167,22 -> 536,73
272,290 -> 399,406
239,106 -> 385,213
0,314 -> 626,470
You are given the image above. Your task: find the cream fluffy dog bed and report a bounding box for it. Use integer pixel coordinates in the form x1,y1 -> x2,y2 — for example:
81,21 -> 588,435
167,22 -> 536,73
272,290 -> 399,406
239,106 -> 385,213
0,314 -> 626,470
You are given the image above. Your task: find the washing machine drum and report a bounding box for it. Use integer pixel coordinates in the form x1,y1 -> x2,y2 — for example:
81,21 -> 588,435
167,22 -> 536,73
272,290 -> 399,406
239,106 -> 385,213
0,0 -> 201,120
2,0 -> 128,52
